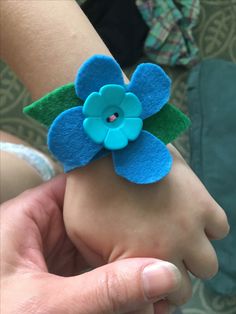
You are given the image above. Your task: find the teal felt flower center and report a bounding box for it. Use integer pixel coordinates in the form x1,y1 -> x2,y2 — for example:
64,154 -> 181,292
82,84 -> 143,150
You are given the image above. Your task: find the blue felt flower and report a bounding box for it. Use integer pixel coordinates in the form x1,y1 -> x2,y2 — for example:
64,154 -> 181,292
48,55 -> 173,184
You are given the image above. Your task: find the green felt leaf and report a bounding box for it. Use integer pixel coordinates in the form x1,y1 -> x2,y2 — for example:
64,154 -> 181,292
143,103 -> 191,144
23,83 -> 83,127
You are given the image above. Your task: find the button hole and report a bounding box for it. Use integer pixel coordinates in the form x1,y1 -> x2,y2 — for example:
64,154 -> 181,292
107,112 -> 119,123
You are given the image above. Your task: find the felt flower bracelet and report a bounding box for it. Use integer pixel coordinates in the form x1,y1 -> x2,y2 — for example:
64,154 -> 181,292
24,55 -> 190,184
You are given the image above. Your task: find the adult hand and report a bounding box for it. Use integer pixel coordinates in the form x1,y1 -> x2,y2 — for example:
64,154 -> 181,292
1,175 -> 181,314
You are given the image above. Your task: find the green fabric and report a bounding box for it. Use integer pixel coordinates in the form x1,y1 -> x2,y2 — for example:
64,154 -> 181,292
24,83 -> 190,145
188,59 -> 236,296
23,83 -> 83,127
136,0 -> 200,67
143,103 -> 190,144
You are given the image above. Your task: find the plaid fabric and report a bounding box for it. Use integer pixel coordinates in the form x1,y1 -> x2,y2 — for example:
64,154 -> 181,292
136,0 -> 200,67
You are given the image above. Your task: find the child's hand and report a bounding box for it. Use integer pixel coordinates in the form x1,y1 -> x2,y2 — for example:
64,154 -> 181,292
64,145 -> 229,306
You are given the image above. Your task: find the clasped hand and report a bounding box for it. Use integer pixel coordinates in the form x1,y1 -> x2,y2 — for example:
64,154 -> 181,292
1,175 -> 183,314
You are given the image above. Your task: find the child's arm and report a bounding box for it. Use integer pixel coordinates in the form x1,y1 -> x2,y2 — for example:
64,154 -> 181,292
0,0 -> 112,100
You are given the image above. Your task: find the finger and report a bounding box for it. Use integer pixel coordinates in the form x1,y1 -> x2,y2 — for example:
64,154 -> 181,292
184,235 -> 218,279
205,202 -> 230,240
1,175 -> 66,274
128,300 -> 177,314
29,174 -> 66,209
5,173 -> 67,211
131,304 -> 154,314
154,300 -> 171,314
167,261 -> 192,306
54,258 -> 181,314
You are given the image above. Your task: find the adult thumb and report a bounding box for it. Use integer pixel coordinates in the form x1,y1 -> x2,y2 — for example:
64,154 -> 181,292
54,258 -> 181,314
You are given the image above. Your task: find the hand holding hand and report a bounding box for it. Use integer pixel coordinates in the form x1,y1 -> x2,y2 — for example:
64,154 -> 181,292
1,175 -> 181,314
64,145 -> 230,306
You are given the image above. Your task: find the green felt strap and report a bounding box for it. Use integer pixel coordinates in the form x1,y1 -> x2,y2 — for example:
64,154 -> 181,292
23,83 -> 83,127
143,103 -> 190,144
23,83 -> 190,144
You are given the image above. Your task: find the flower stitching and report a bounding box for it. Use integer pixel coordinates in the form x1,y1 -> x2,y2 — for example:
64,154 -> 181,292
48,55 -> 173,184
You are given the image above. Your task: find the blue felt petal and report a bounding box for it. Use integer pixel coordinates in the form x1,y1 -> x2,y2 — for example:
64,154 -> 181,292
120,93 -> 142,117
127,63 -> 171,119
113,130 -> 172,184
48,106 -> 102,172
92,148 -> 110,163
121,118 -> 143,141
83,93 -> 107,117
100,84 -> 125,105
83,117 -> 108,144
75,55 -> 124,100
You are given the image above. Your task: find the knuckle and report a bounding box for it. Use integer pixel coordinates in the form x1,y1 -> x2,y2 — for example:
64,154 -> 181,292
97,269 -> 130,313
199,197 -> 222,223
204,201 -> 230,239
217,211 -> 230,237
208,210 -> 230,240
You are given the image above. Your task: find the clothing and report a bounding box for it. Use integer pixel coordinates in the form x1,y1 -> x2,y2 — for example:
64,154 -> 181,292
81,0 -> 149,67
188,59 -> 236,295
0,142 -> 55,181
136,0 -> 200,67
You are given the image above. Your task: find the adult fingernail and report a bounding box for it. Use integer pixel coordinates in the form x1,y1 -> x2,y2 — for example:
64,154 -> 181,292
142,262 -> 181,300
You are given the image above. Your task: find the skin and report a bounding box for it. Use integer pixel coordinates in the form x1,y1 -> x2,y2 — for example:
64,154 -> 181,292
0,0 -> 111,100
64,146 -> 229,309
1,176 -> 181,314
0,131 -> 60,203
0,1 -> 230,312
